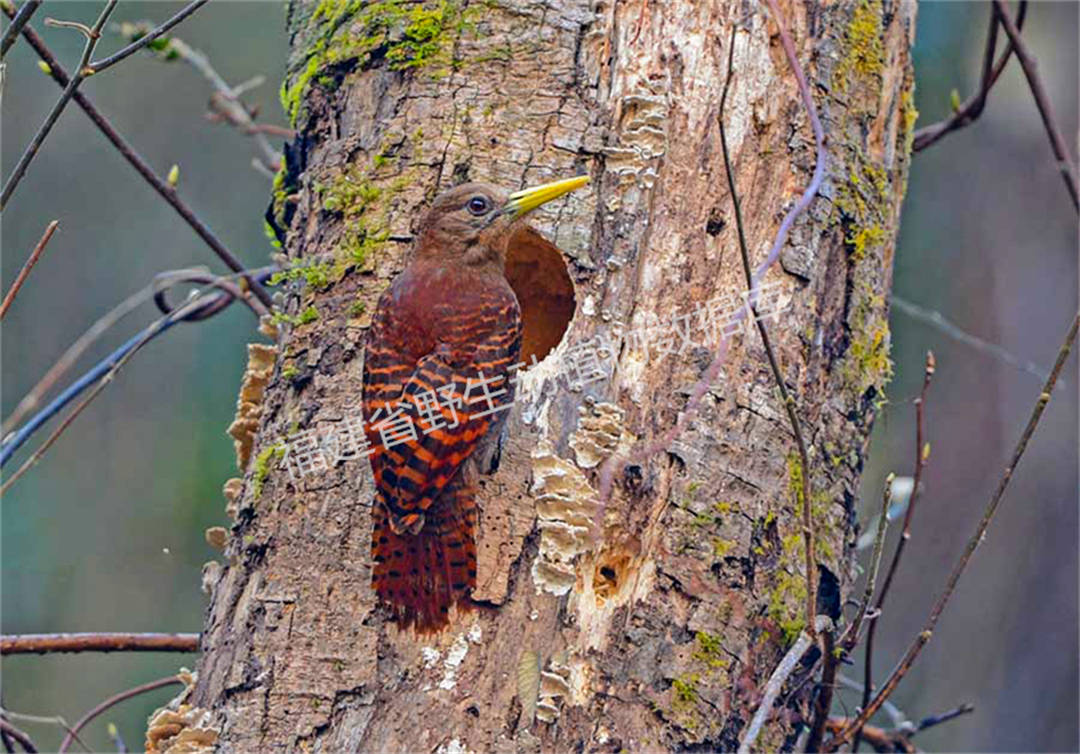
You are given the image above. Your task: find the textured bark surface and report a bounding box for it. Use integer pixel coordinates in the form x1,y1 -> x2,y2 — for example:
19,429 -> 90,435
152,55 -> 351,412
179,0 -> 917,751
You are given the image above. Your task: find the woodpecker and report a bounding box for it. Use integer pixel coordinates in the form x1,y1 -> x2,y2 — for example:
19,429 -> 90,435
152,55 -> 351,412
363,175 -> 589,632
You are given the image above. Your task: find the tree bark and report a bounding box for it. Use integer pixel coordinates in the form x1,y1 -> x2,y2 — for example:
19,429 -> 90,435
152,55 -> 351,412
165,0 -> 917,751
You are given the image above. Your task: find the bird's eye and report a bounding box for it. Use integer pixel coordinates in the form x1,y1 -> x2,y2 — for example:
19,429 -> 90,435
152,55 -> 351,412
466,195 -> 490,216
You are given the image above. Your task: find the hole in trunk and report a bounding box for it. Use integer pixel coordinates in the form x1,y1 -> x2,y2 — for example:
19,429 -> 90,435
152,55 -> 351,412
504,226 -> 575,364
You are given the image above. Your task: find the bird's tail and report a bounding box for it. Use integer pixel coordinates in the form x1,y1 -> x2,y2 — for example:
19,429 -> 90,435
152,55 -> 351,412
371,480 -> 477,633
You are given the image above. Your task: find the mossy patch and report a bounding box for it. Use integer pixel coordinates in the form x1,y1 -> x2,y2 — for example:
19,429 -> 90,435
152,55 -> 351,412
251,443 -> 286,499
271,305 -> 320,327
269,261 -> 334,290
692,632 -> 729,671
832,0 -> 884,96
281,0 -> 481,126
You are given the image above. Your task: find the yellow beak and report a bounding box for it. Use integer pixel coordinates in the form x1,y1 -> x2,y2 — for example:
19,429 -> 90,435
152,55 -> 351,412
506,175 -> 590,218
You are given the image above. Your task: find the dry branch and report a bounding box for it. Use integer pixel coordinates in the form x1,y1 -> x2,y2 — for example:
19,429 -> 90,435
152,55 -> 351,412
1,632 -> 199,655
0,3 -> 273,308
0,220 -> 58,320
828,313 -> 1079,749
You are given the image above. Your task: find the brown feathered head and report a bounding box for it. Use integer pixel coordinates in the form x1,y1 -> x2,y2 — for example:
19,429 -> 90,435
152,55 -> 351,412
416,176 -> 588,268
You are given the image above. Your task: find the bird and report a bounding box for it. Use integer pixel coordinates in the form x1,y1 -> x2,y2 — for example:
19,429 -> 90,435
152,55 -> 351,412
362,175 -> 589,632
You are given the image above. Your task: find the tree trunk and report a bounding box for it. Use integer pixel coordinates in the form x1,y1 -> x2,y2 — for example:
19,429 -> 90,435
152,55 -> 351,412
164,0 -> 916,751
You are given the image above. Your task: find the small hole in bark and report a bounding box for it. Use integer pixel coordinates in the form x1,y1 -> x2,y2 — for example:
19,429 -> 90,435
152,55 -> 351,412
593,551 -> 632,605
705,210 -> 726,237
505,226 -> 575,364
467,705 -> 480,717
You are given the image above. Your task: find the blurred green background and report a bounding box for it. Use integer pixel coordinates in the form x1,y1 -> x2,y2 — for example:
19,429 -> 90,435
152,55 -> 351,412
1,2 -> 1076,751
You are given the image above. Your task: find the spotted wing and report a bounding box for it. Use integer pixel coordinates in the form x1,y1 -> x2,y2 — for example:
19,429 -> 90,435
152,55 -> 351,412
363,290 -> 522,531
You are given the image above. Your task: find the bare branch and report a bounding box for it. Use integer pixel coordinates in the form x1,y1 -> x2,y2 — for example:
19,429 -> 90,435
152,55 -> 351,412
0,720 -> 35,754
828,313 -> 1079,749
58,676 -> 184,754
0,0 -> 40,59
912,1 -> 1028,152
87,0 -> 210,73
0,267 -> 273,482
992,0 -> 1079,212
915,703 -> 975,733
739,617 -> 833,754
0,0 -> 118,210
1,632 -> 199,655
0,5 -> 273,308
1,712 -> 89,753
856,352 -> 934,749
0,219 -> 58,320
810,474 -> 895,751
893,295 -> 1053,384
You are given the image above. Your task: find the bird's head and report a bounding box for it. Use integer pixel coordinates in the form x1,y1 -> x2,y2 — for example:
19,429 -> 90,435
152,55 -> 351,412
416,176 -> 589,268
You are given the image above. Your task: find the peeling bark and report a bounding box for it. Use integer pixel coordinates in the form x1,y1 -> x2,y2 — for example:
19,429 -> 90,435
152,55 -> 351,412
177,0 -> 917,751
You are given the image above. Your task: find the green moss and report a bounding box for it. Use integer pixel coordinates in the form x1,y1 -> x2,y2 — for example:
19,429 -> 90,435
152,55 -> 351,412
320,173 -> 382,215
670,672 -> 701,722
692,632 -> 728,670
269,261 -> 334,290
833,0 -> 884,94
349,300 -> 367,317
263,219 -> 283,250
767,570 -> 808,646
298,305 -> 319,325
342,222 -> 390,267
280,0 -> 479,126
845,320 -> 894,393
847,225 -> 887,262
252,443 -> 285,499
271,304 -> 320,327
712,538 -> 734,558
282,364 -> 300,381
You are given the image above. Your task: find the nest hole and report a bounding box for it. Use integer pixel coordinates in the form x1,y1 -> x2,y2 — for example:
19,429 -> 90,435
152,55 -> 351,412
505,226 -> 575,364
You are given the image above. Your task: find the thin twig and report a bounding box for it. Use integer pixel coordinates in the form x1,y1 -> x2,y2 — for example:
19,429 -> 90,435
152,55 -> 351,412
58,676 -> 183,754
1,632 -> 199,655
828,312 -> 1078,749
992,0 -> 1079,212
915,703 -> 975,733
892,295 -> 1053,384
739,617 -> 833,754
4,282 -> 157,433
836,674 -> 909,730
168,36 -> 280,167
0,267 -> 272,478
739,631 -> 812,754
0,0 -> 40,59
912,2 -> 1028,152
718,25 -> 816,637
0,721 -> 35,754
856,353 -> 934,748
87,0 -> 210,73
840,473 -> 894,654
0,219 -> 58,320
809,474 -> 894,751
0,312 -> 185,493
0,712 -> 89,753
0,0 -> 118,210
805,628 -> 836,752
824,719 -> 915,753
757,0 -> 827,283
0,6 -> 273,308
